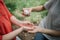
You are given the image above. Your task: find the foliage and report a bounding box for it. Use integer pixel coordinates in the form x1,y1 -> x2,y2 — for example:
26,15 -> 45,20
4,0 -> 48,24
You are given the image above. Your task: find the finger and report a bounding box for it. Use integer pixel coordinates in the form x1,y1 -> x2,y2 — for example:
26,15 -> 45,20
24,26 -> 33,29
27,23 -> 35,26
28,31 -> 35,33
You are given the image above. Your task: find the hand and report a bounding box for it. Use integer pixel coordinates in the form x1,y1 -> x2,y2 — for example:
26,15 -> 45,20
28,26 -> 43,33
21,21 -> 34,27
21,26 -> 35,31
23,8 -> 32,13
22,8 -> 32,16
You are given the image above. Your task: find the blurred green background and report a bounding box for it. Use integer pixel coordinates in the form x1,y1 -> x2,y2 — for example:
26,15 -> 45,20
4,0 -> 48,24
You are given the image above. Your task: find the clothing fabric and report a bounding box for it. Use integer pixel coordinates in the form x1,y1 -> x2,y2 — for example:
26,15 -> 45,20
16,36 -> 21,40
34,33 -> 48,40
0,0 -> 16,40
39,0 -> 60,40
44,0 -> 60,31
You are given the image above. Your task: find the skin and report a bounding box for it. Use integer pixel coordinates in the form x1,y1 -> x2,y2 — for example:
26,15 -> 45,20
23,5 -> 60,37
3,16 -> 34,40
1,0 -> 35,39
2,2 -> 60,40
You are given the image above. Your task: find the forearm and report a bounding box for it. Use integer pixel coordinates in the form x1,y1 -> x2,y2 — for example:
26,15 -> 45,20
31,5 -> 45,12
10,16 -> 23,27
3,27 -> 23,40
39,28 -> 60,37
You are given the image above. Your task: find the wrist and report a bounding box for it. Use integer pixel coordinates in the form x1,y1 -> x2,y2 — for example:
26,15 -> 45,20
19,27 -> 24,31
30,7 -> 33,12
38,28 -> 45,33
37,28 -> 40,32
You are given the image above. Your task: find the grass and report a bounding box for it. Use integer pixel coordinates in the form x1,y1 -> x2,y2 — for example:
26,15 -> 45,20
4,0 -> 48,24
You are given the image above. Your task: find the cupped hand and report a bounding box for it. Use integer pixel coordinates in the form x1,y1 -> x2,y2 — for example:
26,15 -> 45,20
28,26 -> 40,33
21,21 -> 34,27
28,26 -> 44,33
23,26 -> 35,31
